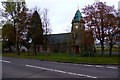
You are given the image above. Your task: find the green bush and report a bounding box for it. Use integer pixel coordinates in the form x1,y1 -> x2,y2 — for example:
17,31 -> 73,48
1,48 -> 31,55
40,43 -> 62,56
80,51 -> 95,57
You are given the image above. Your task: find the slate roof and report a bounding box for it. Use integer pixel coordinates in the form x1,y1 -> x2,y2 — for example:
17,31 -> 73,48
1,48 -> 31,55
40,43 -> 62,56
47,33 -> 71,44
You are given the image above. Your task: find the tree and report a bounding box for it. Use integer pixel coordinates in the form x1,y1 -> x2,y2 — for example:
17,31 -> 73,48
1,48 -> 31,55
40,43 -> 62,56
104,14 -> 119,56
28,10 -> 43,55
42,8 -> 51,35
42,8 -> 52,54
2,23 -> 16,51
82,2 -> 117,55
17,5 -> 29,48
2,0 -> 27,55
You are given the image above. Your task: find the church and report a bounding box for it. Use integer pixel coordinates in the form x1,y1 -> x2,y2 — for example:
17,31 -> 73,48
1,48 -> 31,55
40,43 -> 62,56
47,9 -> 94,53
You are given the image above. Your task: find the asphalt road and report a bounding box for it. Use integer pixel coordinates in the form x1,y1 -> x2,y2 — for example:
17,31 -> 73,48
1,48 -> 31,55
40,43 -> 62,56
1,57 -> 119,79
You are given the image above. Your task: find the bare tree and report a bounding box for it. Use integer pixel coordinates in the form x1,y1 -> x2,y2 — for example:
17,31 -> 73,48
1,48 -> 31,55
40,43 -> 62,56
42,8 -> 52,54
42,8 -> 52,35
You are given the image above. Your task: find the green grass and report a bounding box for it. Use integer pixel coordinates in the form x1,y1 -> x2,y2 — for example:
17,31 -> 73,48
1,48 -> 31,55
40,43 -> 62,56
2,52 -> 119,64
96,47 -> 120,52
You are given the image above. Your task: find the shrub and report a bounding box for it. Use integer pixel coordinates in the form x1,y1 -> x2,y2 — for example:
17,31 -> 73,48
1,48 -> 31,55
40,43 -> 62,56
80,51 -> 95,57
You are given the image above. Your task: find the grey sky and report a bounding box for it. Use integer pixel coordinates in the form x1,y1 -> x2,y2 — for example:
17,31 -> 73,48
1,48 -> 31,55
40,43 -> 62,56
0,0 -> 119,34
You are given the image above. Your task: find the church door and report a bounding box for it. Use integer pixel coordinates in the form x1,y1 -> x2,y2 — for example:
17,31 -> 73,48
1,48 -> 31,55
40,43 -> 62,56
75,46 -> 79,53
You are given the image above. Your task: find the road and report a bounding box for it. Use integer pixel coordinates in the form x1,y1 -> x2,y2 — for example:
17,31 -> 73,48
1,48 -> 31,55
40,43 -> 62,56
1,57 -> 119,79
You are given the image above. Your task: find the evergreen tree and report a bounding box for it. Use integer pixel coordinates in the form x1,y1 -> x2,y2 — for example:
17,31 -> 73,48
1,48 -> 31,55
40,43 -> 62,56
28,10 -> 43,55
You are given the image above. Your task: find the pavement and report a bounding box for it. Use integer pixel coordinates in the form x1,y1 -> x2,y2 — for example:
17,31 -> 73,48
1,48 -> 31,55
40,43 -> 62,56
1,57 -> 119,79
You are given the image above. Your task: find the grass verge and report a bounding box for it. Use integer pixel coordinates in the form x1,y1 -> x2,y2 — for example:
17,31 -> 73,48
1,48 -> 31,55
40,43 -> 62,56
2,52 -> 119,65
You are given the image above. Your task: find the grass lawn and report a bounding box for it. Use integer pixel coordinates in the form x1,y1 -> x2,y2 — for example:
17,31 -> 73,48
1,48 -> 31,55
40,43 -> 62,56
2,52 -> 119,64
96,47 -> 120,52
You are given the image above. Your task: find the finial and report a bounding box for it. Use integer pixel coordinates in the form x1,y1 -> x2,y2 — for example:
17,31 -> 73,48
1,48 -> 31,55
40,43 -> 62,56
94,0 -> 99,3
77,6 -> 79,10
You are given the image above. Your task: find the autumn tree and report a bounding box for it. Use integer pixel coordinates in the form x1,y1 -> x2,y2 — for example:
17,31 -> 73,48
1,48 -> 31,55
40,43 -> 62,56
17,5 -> 29,48
82,2 -> 117,55
28,10 -> 43,55
2,23 -> 16,51
104,14 -> 119,56
2,0 -> 27,54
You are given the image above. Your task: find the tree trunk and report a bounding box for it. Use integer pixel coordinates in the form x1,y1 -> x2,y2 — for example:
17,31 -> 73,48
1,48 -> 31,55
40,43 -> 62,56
94,46 -> 96,53
16,42 -> 20,55
8,44 -> 11,52
16,38 -> 20,55
101,41 -> 104,56
45,42 -> 48,56
14,19 -> 20,55
100,14 -> 104,56
33,43 -> 37,55
43,36 -> 48,55
109,43 -> 113,56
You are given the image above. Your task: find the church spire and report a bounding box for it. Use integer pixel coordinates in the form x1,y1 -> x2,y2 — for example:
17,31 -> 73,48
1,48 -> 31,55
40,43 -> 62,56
72,9 -> 82,23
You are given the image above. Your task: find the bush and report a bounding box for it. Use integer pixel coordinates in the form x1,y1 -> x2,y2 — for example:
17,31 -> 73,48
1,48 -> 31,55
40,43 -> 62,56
80,51 -> 95,57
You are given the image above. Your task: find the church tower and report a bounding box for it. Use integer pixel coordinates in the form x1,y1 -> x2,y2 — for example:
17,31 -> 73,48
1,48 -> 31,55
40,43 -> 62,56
71,9 -> 85,53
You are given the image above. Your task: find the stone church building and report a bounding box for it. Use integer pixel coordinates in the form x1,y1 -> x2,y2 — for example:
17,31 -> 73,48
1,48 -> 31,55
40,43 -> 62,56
47,9 -> 94,53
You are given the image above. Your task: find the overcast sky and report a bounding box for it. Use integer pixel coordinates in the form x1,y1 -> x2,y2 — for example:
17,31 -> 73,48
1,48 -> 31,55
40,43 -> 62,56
0,0 -> 119,34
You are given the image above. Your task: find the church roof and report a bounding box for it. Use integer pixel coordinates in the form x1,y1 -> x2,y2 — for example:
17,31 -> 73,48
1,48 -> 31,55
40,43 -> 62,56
47,33 -> 71,44
72,9 -> 82,23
